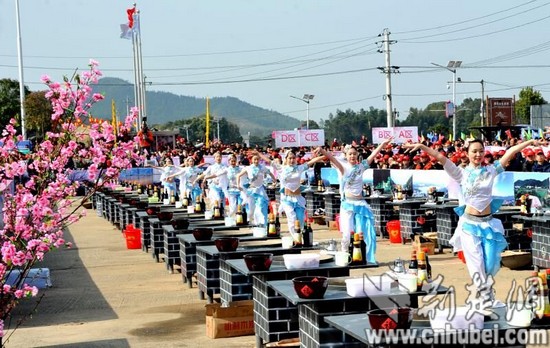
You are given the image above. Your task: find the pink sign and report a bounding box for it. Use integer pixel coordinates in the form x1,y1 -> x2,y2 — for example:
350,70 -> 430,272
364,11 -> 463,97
273,129 -> 325,148
371,127 -> 418,144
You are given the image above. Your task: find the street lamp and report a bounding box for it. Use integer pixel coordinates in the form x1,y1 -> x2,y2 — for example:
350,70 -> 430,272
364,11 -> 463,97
451,79 -> 486,135
182,124 -> 190,141
431,60 -> 462,138
290,94 -> 314,129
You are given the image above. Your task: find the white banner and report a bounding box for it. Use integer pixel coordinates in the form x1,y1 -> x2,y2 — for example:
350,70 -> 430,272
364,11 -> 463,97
299,129 -> 325,147
273,130 -> 300,148
372,126 -> 418,144
273,129 -> 325,148
202,155 -> 230,165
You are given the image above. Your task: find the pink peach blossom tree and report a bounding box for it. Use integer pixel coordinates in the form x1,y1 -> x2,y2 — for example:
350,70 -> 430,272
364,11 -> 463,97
0,60 -> 142,341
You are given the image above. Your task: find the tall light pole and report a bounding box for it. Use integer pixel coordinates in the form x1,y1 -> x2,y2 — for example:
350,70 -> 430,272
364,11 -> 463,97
452,79 -> 486,134
182,124 -> 190,141
431,61 -> 462,138
290,94 -> 314,129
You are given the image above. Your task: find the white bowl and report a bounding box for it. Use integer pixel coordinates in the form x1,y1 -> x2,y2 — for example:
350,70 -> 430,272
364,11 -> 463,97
345,275 -> 393,297
252,227 -> 267,238
204,211 -> 213,220
430,306 -> 484,331
186,206 -> 194,214
224,217 -> 236,227
283,253 -> 320,270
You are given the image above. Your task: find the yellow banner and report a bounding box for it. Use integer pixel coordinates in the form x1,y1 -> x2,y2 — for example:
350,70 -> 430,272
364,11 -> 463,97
111,99 -> 118,137
205,97 -> 210,148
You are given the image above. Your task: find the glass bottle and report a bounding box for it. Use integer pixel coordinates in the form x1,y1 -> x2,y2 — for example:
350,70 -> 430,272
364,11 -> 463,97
169,191 -> 176,205
293,220 -> 303,247
182,191 -> 189,207
417,251 -> 428,291
423,247 -> 432,280
275,213 -> 281,236
350,233 -> 363,265
213,200 -> 221,218
408,250 -> 418,277
241,204 -> 248,225
194,195 -> 202,213
538,271 -> 550,319
163,189 -> 170,205
302,220 -> 311,247
267,213 -> 277,237
304,220 -> 313,247
236,204 -> 244,225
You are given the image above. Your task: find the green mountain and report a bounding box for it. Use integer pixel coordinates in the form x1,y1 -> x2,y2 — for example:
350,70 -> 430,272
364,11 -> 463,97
89,77 -> 300,136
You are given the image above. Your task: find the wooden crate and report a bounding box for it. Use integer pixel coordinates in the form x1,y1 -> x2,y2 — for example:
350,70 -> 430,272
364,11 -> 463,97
414,235 -> 435,255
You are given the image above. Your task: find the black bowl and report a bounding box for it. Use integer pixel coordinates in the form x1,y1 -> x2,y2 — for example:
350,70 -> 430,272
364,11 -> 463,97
292,276 -> 329,299
192,227 -> 214,241
135,201 -> 148,210
367,307 -> 413,331
214,237 -> 239,252
243,253 -> 273,271
146,206 -> 160,216
171,218 -> 190,230
156,211 -> 174,221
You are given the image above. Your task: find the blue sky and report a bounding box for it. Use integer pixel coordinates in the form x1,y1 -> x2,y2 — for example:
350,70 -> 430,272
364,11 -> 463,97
1,0 -> 549,125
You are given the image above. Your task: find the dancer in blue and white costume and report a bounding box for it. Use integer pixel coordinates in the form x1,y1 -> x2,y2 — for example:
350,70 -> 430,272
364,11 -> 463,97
154,157 -> 178,197
319,138 -> 392,262
170,156 -> 203,204
201,153 -> 244,220
260,150 -> 326,240
195,151 -> 228,214
236,152 -> 276,226
404,138 -> 544,306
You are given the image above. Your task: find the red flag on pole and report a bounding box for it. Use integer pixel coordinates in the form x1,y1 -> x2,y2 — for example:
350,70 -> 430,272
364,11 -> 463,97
127,7 -> 136,28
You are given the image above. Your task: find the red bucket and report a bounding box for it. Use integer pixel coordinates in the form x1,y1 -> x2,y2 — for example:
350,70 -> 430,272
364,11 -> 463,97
124,228 -> 141,249
386,220 -> 402,244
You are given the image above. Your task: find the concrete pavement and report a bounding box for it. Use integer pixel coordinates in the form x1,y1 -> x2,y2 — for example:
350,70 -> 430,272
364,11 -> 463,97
2,207 -> 541,347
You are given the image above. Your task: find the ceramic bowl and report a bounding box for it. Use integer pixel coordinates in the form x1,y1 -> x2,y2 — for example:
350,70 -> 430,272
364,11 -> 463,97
146,206 -> 160,216
367,307 -> 413,331
156,211 -> 174,221
243,253 -> 273,271
214,237 -> 239,252
292,276 -> 329,299
171,218 -> 189,230
192,227 -> 214,241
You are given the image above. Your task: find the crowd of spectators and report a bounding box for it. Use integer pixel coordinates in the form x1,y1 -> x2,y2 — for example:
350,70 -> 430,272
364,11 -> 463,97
143,134 -> 550,173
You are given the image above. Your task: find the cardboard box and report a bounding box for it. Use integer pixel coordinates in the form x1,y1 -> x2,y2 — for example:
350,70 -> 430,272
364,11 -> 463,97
414,235 -> 435,255
205,300 -> 254,339
328,220 -> 339,231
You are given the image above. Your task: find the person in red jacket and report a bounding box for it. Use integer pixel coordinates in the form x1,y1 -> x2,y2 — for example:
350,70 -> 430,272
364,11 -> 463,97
138,121 -> 154,154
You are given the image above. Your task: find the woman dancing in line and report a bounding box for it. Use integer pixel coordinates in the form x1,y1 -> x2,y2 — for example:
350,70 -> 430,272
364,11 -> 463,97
154,157 -> 178,197
194,151 -> 228,213
198,153 -> 244,220
236,152 -> 276,226
258,149 -> 326,241
169,156 -> 204,205
318,137 -> 393,262
403,138 -> 545,307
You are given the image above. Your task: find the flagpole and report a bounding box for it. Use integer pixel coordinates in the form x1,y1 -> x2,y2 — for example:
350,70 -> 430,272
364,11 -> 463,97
131,6 -> 140,130
15,0 -> 26,140
135,10 -> 147,129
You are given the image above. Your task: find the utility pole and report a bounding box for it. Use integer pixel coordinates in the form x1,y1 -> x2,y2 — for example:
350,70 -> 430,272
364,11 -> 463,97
377,28 -> 399,128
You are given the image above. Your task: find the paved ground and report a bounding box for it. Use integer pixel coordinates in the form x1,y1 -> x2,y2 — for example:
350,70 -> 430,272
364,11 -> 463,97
2,206 -> 543,347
